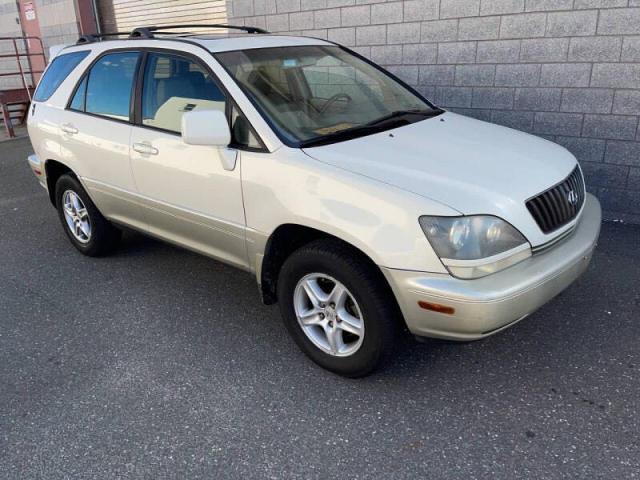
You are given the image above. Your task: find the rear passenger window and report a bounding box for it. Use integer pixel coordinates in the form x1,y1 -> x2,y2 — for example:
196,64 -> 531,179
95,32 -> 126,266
84,52 -> 140,121
69,76 -> 87,111
141,53 -> 226,133
33,50 -> 89,102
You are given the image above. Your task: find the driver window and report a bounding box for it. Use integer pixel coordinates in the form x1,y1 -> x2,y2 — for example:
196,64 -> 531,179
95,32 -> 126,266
141,53 -> 226,133
231,104 -> 262,150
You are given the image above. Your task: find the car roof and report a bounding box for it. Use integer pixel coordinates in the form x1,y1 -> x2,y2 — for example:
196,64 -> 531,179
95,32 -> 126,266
188,34 -> 332,52
59,34 -> 333,57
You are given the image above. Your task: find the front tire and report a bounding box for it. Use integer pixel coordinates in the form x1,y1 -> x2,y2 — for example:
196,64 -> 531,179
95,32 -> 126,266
55,174 -> 121,256
277,239 -> 400,377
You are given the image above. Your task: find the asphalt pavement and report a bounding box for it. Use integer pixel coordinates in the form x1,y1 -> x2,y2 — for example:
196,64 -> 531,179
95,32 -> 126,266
1,137 -> 639,479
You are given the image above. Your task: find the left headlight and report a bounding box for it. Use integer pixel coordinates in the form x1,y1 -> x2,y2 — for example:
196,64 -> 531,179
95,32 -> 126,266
419,215 -> 531,279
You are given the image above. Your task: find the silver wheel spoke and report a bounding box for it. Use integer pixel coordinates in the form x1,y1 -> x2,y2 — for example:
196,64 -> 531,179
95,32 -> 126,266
329,283 -> 348,308
325,326 -> 343,355
337,308 -> 362,336
70,193 -> 82,213
303,278 -> 328,307
76,207 -> 88,220
299,308 -> 323,326
78,221 -> 90,238
63,202 -> 75,216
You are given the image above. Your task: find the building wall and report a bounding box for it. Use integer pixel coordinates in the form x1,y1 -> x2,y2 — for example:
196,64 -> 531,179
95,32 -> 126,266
37,0 -> 82,50
98,0 -> 228,33
0,1 -> 26,90
227,0 -> 640,223
0,0 -> 79,90
0,0 -> 21,37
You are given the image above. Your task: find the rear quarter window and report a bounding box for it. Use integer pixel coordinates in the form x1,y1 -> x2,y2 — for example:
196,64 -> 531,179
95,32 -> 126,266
33,50 -> 90,102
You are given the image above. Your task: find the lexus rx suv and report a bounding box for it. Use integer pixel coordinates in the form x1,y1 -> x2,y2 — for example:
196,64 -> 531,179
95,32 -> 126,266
27,26 -> 601,377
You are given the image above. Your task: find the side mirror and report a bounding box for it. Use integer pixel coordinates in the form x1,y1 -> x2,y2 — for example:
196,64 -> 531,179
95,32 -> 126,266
181,109 -> 230,146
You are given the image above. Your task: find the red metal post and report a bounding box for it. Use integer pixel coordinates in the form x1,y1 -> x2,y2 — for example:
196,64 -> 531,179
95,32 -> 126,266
12,38 -> 31,100
1,104 -> 16,138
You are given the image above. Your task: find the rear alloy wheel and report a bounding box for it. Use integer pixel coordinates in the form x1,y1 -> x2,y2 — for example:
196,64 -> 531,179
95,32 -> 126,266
55,174 -> 121,256
62,190 -> 92,244
278,239 -> 399,377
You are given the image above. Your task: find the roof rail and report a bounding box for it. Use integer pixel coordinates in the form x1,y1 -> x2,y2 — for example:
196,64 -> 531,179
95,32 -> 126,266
77,32 -> 130,44
129,24 -> 269,39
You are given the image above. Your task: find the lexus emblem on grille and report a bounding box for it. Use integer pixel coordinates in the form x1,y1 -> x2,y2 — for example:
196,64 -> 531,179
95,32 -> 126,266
567,190 -> 579,205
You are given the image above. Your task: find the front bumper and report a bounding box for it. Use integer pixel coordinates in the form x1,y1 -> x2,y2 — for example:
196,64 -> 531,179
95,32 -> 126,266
383,193 -> 601,341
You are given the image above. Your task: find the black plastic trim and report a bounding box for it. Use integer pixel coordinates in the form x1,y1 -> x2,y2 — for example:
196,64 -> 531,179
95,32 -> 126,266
130,24 -> 269,39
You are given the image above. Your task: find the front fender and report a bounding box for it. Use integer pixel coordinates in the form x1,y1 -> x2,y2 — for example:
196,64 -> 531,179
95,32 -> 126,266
241,148 -> 458,274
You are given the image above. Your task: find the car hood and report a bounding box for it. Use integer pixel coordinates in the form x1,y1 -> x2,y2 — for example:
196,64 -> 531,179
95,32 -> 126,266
302,112 -> 578,245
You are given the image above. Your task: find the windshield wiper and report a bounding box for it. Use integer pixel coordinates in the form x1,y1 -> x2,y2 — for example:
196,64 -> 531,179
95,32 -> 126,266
365,108 -> 443,127
299,108 -> 444,148
299,124 -> 380,148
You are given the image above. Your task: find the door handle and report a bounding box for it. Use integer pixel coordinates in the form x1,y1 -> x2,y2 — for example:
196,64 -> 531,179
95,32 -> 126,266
132,142 -> 159,155
61,123 -> 78,134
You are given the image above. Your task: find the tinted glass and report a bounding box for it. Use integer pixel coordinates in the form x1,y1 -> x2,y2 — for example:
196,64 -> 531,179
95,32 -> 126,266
216,46 -> 435,146
69,76 -> 87,111
86,52 -> 140,120
33,51 -> 90,102
141,53 -> 225,133
231,105 -> 261,149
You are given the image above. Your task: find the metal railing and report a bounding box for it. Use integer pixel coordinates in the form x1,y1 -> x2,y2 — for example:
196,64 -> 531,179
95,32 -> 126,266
0,36 -> 46,96
0,36 -> 46,138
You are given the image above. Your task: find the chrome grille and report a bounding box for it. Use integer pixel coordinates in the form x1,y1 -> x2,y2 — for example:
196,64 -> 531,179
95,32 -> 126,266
526,166 -> 585,234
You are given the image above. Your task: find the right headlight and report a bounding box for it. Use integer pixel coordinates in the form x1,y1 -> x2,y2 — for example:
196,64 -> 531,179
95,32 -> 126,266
419,215 -> 531,279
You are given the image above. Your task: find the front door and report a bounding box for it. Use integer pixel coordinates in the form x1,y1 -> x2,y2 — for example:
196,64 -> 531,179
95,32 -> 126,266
129,51 -> 247,269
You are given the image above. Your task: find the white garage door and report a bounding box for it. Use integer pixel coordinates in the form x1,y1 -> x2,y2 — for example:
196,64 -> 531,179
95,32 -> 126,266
98,0 -> 228,33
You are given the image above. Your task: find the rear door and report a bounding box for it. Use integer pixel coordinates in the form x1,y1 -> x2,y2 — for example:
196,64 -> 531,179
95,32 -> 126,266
62,50 -> 145,229
129,50 -> 248,269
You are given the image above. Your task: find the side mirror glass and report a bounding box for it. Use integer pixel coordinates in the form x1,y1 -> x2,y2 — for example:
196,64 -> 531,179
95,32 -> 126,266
181,109 -> 230,146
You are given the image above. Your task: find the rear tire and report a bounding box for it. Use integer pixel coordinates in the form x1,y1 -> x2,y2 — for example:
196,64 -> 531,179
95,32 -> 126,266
55,174 -> 121,256
277,239 -> 400,377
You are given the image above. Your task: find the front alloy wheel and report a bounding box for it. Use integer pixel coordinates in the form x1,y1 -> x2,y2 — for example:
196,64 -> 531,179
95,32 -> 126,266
277,239 -> 400,377
294,273 -> 364,357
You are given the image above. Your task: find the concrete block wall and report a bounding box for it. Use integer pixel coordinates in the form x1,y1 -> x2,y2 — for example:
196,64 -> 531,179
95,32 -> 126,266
0,0 -> 25,90
35,0 -> 82,52
228,0 -> 640,223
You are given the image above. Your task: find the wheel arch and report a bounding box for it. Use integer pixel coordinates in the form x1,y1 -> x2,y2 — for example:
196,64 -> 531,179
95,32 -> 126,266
44,159 -> 78,206
259,223 -> 400,319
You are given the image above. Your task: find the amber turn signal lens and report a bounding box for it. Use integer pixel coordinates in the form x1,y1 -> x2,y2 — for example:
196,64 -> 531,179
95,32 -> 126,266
418,301 -> 455,315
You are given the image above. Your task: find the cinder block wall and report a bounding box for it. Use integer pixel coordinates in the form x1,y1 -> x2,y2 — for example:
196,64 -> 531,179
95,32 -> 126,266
36,0 -> 82,51
228,0 -> 640,223
0,0 -> 25,90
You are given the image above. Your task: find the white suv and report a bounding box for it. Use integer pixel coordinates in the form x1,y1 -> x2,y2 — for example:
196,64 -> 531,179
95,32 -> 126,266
27,26 -> 601,377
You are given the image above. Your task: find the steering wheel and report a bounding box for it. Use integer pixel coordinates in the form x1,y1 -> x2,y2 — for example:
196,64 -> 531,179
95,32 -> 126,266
320,93 -> 352,114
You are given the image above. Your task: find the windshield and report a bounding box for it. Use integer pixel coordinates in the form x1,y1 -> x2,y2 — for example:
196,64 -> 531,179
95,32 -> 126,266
215,45 -> 439,147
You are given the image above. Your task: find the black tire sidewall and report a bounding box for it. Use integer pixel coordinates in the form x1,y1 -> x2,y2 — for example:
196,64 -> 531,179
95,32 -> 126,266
277,242 -> 396,377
